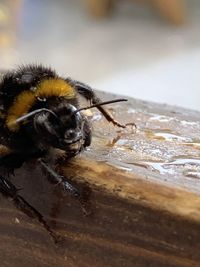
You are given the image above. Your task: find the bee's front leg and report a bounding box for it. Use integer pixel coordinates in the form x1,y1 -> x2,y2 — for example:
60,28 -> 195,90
0,175 -> 19,198
67,79 -> 127,128
0,174 -> 60,243
38,158 -> 80,198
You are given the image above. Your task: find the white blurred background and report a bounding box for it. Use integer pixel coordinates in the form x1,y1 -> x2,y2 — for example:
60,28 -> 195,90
0,0 -> 199,111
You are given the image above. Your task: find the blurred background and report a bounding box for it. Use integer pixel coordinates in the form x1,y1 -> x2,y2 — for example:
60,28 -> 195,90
0,0 -> 199,111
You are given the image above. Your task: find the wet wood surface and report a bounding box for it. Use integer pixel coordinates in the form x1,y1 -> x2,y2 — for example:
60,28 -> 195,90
0,91 -> 200,267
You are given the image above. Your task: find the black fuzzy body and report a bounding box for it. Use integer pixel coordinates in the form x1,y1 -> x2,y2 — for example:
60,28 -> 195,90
0,65 -> 128,230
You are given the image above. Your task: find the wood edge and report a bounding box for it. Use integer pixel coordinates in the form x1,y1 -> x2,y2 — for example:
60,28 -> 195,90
62,156 -> 200,223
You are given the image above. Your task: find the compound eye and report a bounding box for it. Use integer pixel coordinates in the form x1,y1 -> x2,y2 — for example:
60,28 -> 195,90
75,111 -> 82,122
34,113 -> 59,138
73,110 -> 83,123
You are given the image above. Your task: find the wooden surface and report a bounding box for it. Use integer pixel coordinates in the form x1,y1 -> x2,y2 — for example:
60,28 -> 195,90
0,91 -> 200,266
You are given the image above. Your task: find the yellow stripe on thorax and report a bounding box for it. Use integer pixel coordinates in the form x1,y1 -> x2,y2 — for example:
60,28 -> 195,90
6,79 -> 76,131
35,79 -> 75,99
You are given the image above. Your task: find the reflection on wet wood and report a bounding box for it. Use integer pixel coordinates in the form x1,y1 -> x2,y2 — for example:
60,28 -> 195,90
0,91 -> 200,267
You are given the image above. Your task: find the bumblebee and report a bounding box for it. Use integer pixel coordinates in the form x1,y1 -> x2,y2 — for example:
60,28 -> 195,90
0,64 -> 130,202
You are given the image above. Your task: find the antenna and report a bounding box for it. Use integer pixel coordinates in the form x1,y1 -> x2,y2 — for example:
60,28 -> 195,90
73,98 -> 127,114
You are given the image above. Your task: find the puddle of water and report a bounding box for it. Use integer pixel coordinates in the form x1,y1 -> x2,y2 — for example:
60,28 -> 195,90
185,171 -> 200,179
149,113 -> 200,128
107,161 -> 133,172
142,161 -> 176,175
137,157 -> 200,177
154,132 -> 191,142
180,120 -> 199,127
91,114 -> 102,121
104,154 -> 200,178
145,129 -> 192,142
167,158 -> 200,166
145,130 -> 200,151
149,114 -> 174,123
127,108 -> 137,114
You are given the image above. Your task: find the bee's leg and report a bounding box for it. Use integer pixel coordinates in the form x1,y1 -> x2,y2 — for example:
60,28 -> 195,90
0,175 -> 59,243
0,175 -> 35,211
38,159 -> 80,198
0,175 -> 29,215
0,174 -> 19,198
68,79 -> 127,128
